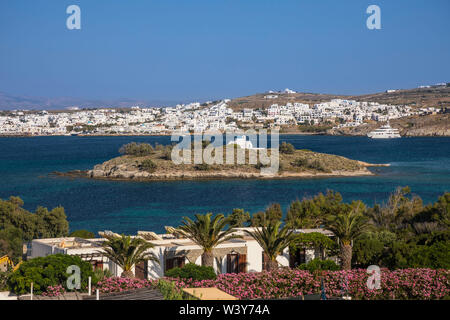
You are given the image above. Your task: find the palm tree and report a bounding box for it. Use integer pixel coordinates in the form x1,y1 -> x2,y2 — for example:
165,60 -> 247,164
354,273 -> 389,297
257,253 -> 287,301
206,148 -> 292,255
175,213 -> 242,267
100,234 -> 159,278
326,210 -> 369,270
244,221 -> 295,271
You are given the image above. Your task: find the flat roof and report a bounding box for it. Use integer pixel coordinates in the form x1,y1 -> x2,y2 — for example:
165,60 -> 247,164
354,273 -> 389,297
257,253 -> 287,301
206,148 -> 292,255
33,237 -> 104,250
32,227 -> 333,252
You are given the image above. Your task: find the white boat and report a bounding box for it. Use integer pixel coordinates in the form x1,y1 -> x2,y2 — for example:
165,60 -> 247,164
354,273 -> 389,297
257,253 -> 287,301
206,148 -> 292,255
367,122 -> 401,139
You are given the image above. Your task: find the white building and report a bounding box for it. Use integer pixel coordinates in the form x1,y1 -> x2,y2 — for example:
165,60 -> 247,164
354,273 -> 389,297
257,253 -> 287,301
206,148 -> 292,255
28,228 -> 335,280
227,135 -> 256,149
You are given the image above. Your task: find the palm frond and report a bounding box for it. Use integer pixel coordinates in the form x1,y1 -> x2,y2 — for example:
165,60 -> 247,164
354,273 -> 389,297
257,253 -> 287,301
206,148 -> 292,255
98,234 -> 159,273
175,213 -> 242,252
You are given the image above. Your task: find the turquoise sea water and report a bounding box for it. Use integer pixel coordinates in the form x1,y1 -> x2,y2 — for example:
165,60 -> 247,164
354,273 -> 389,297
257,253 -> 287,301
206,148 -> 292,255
0,135 -> 449,234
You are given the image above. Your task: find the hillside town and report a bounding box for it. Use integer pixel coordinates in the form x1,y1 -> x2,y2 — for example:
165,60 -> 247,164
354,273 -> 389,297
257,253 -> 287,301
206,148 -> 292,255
0,94 -> 443,136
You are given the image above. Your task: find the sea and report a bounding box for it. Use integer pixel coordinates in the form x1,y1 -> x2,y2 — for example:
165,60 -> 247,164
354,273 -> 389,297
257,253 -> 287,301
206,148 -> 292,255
0,135 -> 449,234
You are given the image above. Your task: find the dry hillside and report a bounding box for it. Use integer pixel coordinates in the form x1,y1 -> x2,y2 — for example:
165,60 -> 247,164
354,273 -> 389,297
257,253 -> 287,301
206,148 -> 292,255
228,86 -> 450,111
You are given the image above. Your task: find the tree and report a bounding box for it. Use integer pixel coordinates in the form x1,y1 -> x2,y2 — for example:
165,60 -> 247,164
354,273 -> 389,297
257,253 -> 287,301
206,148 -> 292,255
352,230 -> 398,268
383,239 -> 450,269
290,232 -> 336,261
35,206 -> 69,238
367,186 -> 423,233
251,203 -> 283,227
352,232 -> 385,267
228,209 -> 250,228
326,208 -> 369,270
0,197 -> 69,261
175,213 -> 242,268
244,221 -> 295,271
285,191 -> 345,228
0,226 -> 23,263
285,199 -> 322,228
411,192 -> 449,231
100,234 -> 159,278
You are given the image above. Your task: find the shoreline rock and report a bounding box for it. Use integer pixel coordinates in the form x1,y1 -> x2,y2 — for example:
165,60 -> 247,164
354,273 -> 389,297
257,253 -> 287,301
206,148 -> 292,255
52,164 -> 389,182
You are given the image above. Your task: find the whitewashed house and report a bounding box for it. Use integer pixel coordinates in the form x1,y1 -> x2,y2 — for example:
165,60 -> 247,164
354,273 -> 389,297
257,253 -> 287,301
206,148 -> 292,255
28,228 -> 335,280
227,135 -> 256,149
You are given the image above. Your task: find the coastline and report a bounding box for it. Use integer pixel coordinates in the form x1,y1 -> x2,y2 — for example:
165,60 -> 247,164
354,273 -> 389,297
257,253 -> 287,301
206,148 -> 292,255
1,130 -> 449,138
0,132 -> 320,138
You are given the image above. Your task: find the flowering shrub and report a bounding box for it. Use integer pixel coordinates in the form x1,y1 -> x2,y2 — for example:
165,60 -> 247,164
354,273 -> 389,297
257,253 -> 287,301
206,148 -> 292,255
169,268 -> 450,300
94,277 -> 156,294
41,285 -> 66,297
91,269 -> 449,300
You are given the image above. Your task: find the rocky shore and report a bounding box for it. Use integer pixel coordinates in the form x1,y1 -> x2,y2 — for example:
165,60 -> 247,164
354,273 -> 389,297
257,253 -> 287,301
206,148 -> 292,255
54,166 -> 383,181
85,167 -> 378,181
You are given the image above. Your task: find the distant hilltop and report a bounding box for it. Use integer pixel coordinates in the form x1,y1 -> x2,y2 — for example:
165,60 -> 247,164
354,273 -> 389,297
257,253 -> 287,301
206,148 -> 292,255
0,92 -> 182,111
0,84 -> 448,111
228,84 -> 450,111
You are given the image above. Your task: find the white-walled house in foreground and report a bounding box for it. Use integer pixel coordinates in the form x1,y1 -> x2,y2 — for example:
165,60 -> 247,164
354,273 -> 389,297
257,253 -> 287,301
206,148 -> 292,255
29,228 -> 335,280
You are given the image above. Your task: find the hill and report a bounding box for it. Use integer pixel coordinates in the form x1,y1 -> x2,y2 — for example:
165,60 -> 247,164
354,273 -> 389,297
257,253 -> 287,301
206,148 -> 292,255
348,86 -> 450,109
0,92 -> 178,110
228,92 -> 345,111
228,85 -> 450,111
328,113 -> 450,137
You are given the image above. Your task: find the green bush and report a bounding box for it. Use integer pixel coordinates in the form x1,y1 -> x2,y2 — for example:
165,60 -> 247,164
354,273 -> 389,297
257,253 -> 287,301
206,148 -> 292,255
165,263 -> 216,281
290,157 -> 329,172
140,159 -> 157,173
7,254 -> 98,295
93,268 -> 113,281
291,158 -> 308,168
69,229 -> 95,239
307,160 -> 328,172
160,145 -> 173,160
119,142 -> 153,156
254,161 -> 264,169
279,142 -> 295,154
154,143 -> 165,151
297,259 -> 340,272
384,240 -> 450,269
157,279 -> 197,300
194,163 -> 210,171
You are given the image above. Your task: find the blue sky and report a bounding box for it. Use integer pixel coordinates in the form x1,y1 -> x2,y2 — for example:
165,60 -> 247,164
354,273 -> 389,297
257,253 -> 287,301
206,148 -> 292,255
0,0 -> 449,103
